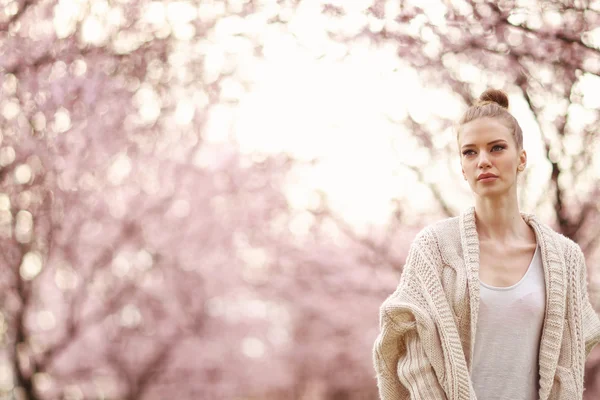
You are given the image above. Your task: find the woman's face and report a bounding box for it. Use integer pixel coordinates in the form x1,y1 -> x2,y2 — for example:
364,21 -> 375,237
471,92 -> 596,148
458,117 -> 526,199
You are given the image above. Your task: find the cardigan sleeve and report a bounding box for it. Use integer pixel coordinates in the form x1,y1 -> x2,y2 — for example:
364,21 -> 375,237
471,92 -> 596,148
373,307 -> 448,400
576,248 -> 600,357
372,242 -> 448,400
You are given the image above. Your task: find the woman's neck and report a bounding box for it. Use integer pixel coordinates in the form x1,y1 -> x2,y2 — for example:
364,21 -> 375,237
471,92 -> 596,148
474,193 -> 529,243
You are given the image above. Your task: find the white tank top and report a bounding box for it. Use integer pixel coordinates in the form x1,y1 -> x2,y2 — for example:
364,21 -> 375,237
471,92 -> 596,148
471,245 -> 546,400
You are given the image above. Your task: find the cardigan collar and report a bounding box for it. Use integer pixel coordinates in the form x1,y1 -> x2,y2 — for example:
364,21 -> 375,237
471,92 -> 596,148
459,207 -> 566,400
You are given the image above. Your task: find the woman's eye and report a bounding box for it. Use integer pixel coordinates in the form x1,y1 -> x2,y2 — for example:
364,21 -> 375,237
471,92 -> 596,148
462,150 -> 475,156
492,145 -> 505,151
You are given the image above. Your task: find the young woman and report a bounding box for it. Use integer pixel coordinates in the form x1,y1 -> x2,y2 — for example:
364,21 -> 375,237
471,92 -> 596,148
372,89 -> 600,400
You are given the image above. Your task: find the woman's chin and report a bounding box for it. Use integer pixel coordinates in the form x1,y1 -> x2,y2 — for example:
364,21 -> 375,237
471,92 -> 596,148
473,183 -> 514,198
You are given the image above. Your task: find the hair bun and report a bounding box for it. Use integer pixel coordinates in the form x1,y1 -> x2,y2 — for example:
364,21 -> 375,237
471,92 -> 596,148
477,89 -> 509,109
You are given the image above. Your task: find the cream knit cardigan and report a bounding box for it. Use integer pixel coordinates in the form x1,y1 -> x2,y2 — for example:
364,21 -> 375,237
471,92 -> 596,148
373,207 -> 600,400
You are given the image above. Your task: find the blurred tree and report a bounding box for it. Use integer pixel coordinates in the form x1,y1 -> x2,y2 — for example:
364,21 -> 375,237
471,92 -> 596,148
260,192 -> 420,400
2,1 -> 412,399
0,0 -> 303,399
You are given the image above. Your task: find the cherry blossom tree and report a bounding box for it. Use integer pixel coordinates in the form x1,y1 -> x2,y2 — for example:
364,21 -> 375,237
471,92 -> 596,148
0,1 -> 304,399
1,0 -> 416,399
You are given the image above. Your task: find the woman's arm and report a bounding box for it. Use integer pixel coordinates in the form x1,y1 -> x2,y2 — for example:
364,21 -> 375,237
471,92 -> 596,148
373,240 -> 448,400
373,305 -> 448,400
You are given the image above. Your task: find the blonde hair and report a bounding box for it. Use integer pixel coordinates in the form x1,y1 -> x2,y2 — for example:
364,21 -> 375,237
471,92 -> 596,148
457,89 -> 524,150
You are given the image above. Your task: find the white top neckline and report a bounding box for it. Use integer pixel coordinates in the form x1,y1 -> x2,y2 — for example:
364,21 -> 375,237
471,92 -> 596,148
480,244 -> 539,291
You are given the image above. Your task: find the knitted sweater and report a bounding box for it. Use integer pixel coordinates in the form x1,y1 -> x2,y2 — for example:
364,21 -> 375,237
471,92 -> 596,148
373,207 -> 600,400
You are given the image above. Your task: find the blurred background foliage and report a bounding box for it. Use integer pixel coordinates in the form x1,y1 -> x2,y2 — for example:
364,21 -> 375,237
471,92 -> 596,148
1,0 -> 600,399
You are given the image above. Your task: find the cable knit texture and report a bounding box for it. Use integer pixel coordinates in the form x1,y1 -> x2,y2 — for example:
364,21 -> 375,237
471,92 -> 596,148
373,207 -> 600,400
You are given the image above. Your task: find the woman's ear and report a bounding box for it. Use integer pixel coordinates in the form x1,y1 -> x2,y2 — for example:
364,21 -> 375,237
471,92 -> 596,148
518,149 -> 527,172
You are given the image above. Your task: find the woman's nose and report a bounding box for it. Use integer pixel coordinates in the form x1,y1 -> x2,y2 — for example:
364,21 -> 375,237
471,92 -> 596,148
477,152 -> 492,168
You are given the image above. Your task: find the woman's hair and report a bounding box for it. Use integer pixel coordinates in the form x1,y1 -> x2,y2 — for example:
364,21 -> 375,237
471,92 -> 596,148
457,89 -> 524,150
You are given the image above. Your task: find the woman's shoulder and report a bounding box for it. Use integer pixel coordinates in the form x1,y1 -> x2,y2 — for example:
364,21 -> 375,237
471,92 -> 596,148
412,215 -> 461,243
526,213 -> 584,260
407,215 -> 463,263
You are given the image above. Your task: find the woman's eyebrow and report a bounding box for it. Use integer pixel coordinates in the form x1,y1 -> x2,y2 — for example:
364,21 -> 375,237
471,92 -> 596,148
461,139 -> 508,149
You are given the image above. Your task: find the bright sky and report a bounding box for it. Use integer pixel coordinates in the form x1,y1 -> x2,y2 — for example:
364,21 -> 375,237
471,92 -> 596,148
208,1 -> 600,232
50,0 -> 600,232
225,27 -> 545,230
234,41 -> 430,228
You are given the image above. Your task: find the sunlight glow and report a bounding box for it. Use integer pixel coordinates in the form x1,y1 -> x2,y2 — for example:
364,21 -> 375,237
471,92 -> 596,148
55,265 -> 78,290
2,101 -> 20,120
231,33 -> 442,228
135,250 -> 154,271
15,210 -> 33,243
36,311 -> 56,331
20,251 -> 43,280
107,153 -> 132,185
2,74 -> 17,94
120,304 -> 142,328
14,164 -> 32,184
33,373 -> 52,393
112,253 -> 131,277
0,147 -> 15,167
0,363 -> 13,391
0,194 -> 9,210
242,336 -> 265,358
52,108 -> 72,133
82,16 -> 107,45
134,85 -> 161,125
53,0 -> 85,39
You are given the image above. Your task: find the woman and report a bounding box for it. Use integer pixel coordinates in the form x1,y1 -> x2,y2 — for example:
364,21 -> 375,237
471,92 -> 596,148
372,89 -> 600,400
